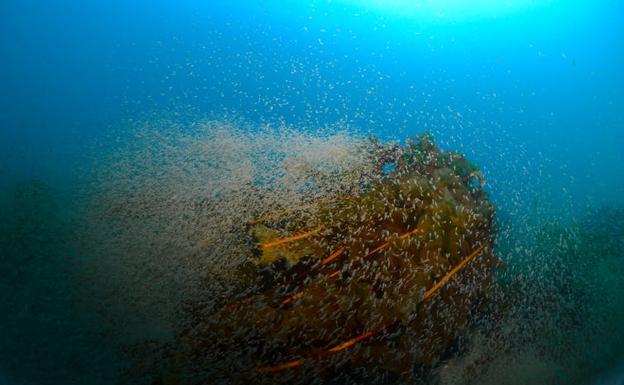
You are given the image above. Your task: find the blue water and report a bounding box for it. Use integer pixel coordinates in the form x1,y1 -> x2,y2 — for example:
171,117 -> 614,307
1,1 -> 623,384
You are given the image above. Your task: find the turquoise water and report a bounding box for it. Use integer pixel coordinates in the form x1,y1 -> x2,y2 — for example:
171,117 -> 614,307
1,1 -> 623,384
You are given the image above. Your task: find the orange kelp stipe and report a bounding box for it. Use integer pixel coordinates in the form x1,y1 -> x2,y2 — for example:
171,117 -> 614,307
256,330 -> 377,374
327,330 -> 374,353
422,243 -> 486,301
365,226 -> 422,257
260,227 -> 323,250
256,360 -> 305,374
399,227 -> 422,239
279,228 -> 422,306
255,243 -> 488,375
317,247 -> 346,268
280,247 -> 345,305
281,291 -> 305,305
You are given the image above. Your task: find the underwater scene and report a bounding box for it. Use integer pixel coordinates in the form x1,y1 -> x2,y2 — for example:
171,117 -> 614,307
1,1 -> 623,384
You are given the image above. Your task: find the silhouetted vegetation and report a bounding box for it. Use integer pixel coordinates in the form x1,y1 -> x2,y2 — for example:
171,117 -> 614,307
140,134 -> 499,385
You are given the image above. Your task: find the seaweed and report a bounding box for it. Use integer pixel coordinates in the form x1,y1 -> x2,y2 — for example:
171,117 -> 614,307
137,134 -> 499,385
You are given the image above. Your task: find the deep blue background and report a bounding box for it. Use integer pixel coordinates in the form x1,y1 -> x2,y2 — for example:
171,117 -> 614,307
1,0 -> 623,215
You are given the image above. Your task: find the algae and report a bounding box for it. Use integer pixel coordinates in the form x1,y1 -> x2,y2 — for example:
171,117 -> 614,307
138,133 -> 499,385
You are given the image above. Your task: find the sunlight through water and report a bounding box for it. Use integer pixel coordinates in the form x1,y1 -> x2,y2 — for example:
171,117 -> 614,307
338,0 -> 549,22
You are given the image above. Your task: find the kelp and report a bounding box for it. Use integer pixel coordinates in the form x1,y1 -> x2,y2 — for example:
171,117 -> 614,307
147,133 -> 500,385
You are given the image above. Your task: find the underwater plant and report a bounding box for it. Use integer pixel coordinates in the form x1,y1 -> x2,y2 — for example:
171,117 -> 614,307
135,133 -> 499,385
79,123 -> 624,385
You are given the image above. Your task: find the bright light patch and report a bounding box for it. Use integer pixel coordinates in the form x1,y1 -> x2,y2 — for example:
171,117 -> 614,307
341,0 -> 545,22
